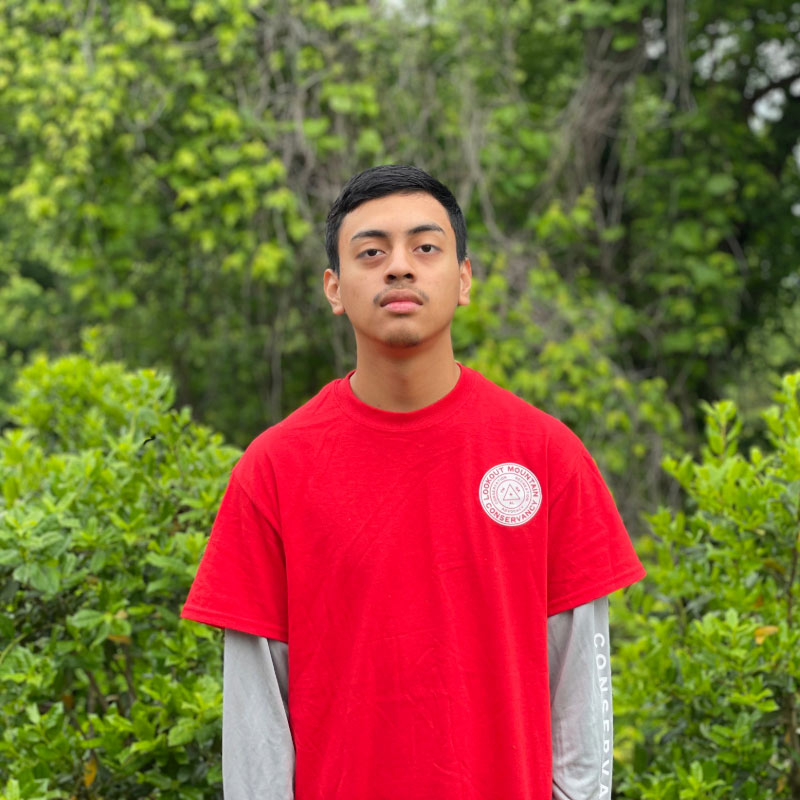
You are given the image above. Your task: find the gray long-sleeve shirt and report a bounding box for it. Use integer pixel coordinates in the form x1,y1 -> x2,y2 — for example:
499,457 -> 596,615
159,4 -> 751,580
222,596 -> 611,800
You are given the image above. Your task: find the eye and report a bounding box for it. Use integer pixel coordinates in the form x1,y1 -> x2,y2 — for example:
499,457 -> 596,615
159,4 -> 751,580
358,248 -> 383,259
417,244 -> 439,254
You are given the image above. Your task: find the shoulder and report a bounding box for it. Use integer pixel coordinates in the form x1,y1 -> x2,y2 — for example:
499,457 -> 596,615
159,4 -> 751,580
464,366 -> 587,460
233,378 -> 341,479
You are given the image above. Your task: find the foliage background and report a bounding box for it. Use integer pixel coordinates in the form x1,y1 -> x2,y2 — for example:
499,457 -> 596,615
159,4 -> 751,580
1,0 -> 798,797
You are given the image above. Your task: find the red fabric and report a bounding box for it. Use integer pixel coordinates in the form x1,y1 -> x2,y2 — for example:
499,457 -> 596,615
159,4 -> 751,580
182,365 -> 645,799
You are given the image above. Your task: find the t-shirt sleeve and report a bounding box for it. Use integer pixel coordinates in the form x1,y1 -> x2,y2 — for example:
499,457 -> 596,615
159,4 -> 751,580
180,465 -> 289,642
546,447 -> 645,617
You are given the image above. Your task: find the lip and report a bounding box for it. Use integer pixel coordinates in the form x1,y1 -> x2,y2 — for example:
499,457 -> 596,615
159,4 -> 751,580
383,300 -> 421,312
379,290 -> 424,309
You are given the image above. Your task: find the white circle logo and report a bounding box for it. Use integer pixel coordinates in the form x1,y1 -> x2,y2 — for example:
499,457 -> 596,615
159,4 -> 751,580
479,463 -> 542,527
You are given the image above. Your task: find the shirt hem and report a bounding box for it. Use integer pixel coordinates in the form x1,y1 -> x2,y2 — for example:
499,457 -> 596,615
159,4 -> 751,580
180,604 -> 289,642
546,563 -> 646,617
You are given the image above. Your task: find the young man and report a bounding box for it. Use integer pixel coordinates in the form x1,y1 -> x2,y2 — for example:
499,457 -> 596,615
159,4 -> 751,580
181,165 -> 646,799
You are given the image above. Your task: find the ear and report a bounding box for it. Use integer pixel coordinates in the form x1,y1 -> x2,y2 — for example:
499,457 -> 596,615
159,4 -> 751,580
457,258 -> 472,306
323,268 -> 346,315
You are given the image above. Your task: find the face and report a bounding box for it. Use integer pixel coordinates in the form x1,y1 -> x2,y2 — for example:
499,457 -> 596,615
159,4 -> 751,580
323,192 -> 471,352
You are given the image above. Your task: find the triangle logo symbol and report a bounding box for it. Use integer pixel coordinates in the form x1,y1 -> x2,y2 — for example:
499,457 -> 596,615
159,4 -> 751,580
500,483 -> 523,502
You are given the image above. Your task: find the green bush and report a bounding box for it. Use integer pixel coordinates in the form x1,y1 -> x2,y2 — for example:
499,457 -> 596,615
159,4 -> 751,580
0,355 -> 239,799
614,372 -> 800,799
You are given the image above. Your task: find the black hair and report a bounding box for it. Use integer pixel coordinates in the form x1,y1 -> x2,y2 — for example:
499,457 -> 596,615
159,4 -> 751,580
325,164 -> 468,275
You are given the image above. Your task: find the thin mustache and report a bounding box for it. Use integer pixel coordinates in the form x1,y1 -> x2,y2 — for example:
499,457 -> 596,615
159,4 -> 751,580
373,286 -> 429,305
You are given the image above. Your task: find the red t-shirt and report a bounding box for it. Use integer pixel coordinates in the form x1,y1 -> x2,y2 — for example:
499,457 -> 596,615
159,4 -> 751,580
182,365 -> 645,799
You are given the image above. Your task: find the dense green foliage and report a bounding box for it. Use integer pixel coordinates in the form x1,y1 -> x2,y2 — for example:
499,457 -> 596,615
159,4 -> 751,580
2,0 -> 797,519
0,355 -> 239,799
614,372 -> 800,799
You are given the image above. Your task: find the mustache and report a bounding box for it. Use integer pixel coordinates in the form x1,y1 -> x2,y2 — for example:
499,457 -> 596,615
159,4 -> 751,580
373,286 -> 429,305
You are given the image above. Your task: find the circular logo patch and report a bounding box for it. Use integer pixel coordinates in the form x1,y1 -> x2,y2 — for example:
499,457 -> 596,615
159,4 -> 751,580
479,463 -> 542,527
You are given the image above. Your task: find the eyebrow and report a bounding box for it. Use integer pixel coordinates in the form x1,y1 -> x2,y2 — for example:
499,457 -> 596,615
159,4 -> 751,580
350,223 -> 446,243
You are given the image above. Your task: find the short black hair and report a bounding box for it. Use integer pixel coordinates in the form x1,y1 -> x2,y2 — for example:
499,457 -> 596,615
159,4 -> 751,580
325,164 -> 468,275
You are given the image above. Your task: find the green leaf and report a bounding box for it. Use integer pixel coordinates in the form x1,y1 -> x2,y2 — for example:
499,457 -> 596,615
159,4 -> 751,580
167,718 -> 198,747
706,174 -> 737,196
68,609 -> 108,629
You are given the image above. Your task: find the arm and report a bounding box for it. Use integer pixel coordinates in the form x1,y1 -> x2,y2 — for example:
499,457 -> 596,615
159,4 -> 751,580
548,596 -> 612,800
223,629 -> 295,799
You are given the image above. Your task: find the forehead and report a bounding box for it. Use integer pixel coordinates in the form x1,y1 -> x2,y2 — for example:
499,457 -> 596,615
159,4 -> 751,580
338,192 -> 454,245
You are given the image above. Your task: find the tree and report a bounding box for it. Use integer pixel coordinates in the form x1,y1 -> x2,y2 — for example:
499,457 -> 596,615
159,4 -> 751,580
2,0 -> 798,524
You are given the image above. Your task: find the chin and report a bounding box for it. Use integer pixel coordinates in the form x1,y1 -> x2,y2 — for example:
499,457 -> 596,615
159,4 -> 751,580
383,332 -> 422,348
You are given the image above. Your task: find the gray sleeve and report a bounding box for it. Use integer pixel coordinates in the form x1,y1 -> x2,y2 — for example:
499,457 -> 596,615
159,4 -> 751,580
548,596 -> 612,800
222,629 -> 295,799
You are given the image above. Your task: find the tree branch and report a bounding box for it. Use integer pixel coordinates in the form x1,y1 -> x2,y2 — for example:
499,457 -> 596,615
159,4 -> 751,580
744,70 -> 800,115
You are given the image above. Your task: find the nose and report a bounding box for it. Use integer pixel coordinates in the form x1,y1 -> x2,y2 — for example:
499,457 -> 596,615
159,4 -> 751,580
383,250 -> 416,283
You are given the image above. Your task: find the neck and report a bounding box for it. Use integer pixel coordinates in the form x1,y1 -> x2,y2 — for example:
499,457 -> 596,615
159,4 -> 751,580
349,340 -> 461,412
